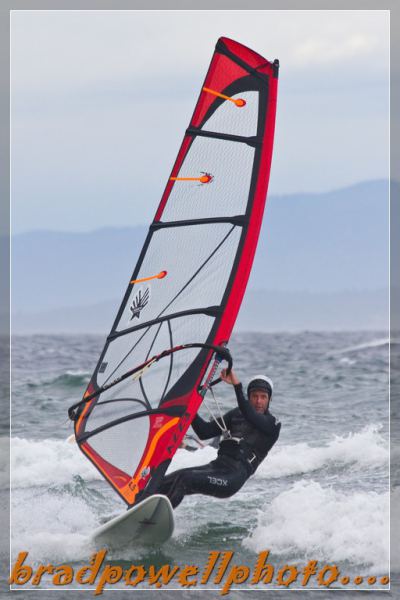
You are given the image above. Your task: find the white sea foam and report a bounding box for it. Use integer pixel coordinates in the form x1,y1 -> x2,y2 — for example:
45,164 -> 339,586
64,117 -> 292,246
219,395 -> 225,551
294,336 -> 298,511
61,370 -> 91,384
9,441 -> 216,564
10,424 -> 387,490
10,436 -> 102,488
244,480 -> 389,573
332,337 -> 389,355
339,357 -> 356,365
10,436 -> 217,490
11,489 -> 97,563
8,430 -> 390,570
256,424 -> 388,480
170,426 -> 388,482
64,369 -> 91,377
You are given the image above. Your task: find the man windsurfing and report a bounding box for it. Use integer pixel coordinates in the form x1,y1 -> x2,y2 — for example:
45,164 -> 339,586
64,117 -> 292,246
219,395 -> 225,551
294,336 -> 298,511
158,369 -> 281,508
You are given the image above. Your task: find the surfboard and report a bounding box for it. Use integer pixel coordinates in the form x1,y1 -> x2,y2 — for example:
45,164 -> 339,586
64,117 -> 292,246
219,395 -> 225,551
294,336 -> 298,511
91,494 -> 174,548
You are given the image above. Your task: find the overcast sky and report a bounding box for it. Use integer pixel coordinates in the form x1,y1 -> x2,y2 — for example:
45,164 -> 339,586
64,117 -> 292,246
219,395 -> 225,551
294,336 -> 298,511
11,10 -> 389,233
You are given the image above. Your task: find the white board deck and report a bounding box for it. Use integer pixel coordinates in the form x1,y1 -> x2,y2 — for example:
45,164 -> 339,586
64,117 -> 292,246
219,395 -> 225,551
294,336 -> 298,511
91,494 -> 174,548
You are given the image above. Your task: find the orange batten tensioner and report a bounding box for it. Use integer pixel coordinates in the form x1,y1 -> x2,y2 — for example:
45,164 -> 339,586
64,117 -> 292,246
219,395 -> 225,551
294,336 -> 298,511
170,173 -> 213,184
130,270 -> 167,285
202,86 -> 246,107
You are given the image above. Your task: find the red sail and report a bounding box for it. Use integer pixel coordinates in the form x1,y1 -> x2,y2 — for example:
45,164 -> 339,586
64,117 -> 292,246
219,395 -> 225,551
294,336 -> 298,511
72,37 -> 279,507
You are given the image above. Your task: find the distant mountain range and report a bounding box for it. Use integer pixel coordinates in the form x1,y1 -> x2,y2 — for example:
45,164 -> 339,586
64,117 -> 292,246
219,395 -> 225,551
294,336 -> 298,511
11,179 -> 391,333
11,288 -> 389,334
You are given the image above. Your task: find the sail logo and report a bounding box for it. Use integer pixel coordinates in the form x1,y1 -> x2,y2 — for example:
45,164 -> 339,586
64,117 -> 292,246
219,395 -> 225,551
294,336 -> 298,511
153,416 -> 164,429
129,286 -> 150,321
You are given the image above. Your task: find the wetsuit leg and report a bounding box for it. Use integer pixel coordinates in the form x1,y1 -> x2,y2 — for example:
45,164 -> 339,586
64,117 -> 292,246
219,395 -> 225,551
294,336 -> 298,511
158,457 -> 249,509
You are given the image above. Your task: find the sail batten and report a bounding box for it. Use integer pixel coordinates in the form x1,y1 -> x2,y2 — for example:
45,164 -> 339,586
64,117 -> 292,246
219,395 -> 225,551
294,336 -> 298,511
108,306 -> 223,342
70,37 -> 279,507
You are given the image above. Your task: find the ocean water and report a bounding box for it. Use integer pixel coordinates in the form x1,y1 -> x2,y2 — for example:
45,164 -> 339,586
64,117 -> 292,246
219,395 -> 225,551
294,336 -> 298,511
6,331 -> 392,594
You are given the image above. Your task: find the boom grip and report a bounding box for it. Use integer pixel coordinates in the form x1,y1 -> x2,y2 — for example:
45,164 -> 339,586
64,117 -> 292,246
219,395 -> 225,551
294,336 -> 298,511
216,346 -> 232,375
209,345 -> 232,387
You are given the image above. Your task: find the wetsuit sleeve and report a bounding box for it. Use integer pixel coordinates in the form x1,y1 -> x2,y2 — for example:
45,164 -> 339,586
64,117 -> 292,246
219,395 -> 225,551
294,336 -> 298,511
191,414 -> 224,440
234,383 -> 280,436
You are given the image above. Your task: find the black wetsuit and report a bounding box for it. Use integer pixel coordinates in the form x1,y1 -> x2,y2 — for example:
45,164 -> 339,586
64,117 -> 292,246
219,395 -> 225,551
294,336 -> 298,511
158,383 -> 281,508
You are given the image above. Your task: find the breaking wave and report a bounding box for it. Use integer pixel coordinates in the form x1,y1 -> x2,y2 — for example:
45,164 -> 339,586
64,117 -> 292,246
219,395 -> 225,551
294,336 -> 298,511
244,480 -> 389,573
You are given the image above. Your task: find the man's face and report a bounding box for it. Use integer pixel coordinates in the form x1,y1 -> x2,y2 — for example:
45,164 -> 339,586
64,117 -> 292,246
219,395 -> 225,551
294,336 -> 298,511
249,390 -> 270,413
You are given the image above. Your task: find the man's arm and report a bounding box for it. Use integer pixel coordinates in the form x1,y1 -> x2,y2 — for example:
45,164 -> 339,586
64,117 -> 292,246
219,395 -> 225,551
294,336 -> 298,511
191,413 -> 224,440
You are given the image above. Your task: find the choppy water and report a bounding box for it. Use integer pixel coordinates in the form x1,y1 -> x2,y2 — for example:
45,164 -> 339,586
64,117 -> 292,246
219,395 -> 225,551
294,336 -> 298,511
6,331 -> 393,593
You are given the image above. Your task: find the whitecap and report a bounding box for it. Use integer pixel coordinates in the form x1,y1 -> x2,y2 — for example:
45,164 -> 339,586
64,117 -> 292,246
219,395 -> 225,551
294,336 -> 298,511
331,337 -> 389,355
255,424 -> 388,479
244,480 -> 389,573
10,437 -> 102,488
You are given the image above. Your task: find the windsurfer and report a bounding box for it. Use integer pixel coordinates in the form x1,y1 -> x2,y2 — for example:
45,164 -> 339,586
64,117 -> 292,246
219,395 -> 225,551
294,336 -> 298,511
158,370 -> 281,508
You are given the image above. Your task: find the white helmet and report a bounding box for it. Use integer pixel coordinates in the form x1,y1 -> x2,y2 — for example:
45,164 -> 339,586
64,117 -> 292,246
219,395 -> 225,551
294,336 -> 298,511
247,375 -> 274,399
